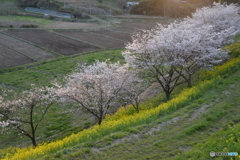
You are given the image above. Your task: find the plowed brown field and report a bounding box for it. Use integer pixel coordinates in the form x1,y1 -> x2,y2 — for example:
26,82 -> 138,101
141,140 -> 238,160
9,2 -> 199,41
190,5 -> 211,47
56,30 -> 125,48
0,32 -> 57,61
0,44 -> 35,69
4,30 -> 100,56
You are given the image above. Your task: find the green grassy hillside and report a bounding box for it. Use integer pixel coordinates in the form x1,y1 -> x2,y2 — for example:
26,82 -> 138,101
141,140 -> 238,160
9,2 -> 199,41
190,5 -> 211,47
44,68 -> 240,160
0,49 -> 124,150
0,34 -> 239,159
1,47 -> 240,159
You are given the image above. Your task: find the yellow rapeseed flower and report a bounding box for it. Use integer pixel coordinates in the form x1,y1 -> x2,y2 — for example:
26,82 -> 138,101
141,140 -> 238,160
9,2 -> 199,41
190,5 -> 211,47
4,56 -> 240,160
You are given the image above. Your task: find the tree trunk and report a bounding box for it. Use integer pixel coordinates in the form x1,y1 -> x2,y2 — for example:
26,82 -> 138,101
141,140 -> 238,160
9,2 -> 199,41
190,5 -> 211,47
31,136 -> 37,147
165,91 -> 171,100
30,104 -> 37,147
187,76 -> 192,88
98,118 -> 102,125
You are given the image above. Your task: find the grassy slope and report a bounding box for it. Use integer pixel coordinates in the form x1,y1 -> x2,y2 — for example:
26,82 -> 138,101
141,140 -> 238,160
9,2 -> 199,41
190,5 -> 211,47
0,9 -> 238,157
0,45 -> 240,159
0,49 -> 123,90
0,49 -> 124,150
40,64 -> 240,160
0,51 -> 239,159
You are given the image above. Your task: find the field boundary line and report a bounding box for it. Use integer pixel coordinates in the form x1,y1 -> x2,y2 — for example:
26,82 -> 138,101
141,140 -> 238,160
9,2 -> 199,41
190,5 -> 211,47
0,42 -> 37,62
86,31 -> 126,43
0,32 -> 63,57
51,31 -> 104,49
5,28 -> 47,31
0,56 -> 69,74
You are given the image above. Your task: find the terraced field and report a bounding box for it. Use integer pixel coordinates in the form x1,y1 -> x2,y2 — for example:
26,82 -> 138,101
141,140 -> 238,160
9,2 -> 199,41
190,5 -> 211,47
0,44 -> 35,69
0,32 -> 57,61
55,30 -> 125,48
110,27 -> 139,34
89,30 -> 131,42
4,30 -> 100,56
118,21 -> 158,30
0,18 -> 162,69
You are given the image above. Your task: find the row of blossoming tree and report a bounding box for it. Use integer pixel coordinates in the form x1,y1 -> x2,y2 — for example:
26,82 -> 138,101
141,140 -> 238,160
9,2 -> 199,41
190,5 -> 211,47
123,3 -> 240,99
0,3 -> 239,147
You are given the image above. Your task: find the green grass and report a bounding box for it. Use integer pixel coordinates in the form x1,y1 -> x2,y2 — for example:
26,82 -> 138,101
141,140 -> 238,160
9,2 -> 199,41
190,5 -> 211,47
0,49 -> 123,90
234,34 -> 240,42
0,49 -> 123,150
0,0 -> 15,3
0,35 -> 239,159
40,69 -> 240,160
0,15 -> 55,26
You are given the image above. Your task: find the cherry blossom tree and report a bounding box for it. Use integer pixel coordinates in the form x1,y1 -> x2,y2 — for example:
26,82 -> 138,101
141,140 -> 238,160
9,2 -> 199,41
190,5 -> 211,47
123,3 -> 239,99
56,60 -> 134,125
149,22 -> 236,87
123,28 -> 186,100
155,3 -> 239,87
186,2 -> 240,33
120,71 -> 150,112
0,86 -> 57,147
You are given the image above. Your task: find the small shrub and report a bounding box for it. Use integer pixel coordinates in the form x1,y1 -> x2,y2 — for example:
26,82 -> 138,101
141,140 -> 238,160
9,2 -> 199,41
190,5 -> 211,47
59,7 -> 74,13
20,24 -> 38,28
71,9 -> 90,19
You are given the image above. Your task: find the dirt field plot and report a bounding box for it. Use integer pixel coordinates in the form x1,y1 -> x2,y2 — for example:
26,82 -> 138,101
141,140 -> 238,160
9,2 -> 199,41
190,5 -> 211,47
0,32 -> 57,61
43,21 -> 101,30
89,30 -> 132,42
4,30 -> 100,56
0,44 -> 35,69
56,30 -> 125,48
118,21 -> 157,30
111,27 -> 139,34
